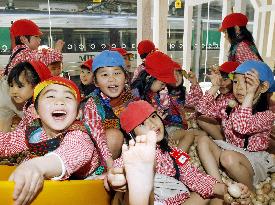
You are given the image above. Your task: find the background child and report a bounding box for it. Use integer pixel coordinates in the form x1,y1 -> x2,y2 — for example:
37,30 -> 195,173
2,76 -> 101,205
131,40 -> 156,83
111,48 -> 133,79
197,61 -> 240,140
84,50 -> 139,161
197,60 -> 275,191
79,58 -> 96,97
36,48 -> 64,76
110,100 -> 251,205
219,13 -> 263,63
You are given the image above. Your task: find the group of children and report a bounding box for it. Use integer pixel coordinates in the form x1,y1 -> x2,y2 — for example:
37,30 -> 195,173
0,12 -> 274,205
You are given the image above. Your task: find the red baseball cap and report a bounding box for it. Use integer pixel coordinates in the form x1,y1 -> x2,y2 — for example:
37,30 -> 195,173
137,40 -> 156,55
120,100 -> 155,133
111,48 -> 133,57
11,19 -> 43,37
29,61 -> 52,81
219,13 -> 248,32
81,59 -> 93,71
219,61 -> 240,73
145,51 -> 177,84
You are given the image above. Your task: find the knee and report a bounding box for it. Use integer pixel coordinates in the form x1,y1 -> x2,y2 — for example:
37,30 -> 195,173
220,151 -> 238,168
197,135 -> 210,147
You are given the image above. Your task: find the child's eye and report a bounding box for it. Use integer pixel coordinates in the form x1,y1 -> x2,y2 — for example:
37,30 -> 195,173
101,73 -> 108,77
65,96 -> 73,99
151,113 -> 157,118
46,95 -> 54,98
114,72 -> 122,75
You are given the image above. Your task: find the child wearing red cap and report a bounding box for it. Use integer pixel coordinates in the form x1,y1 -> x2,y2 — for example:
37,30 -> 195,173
131,52 -> 201,152
79,58 -> 96,97
131,39 -> 156,83
197,61 -> 240,140
219,13 -> 262,63
109,100 -> 251,205
83,51 -> 139,162
0,19 -> 64,132
1,76 -> 102,205
197,61 -> 275,191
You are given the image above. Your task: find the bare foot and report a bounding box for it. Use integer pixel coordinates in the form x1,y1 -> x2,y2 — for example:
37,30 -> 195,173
122,131 -> 157,205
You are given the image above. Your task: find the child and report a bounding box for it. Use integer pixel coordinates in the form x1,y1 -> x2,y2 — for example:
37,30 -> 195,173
131,40 -> 156,83
84,50 -> 139,160
197,60 -> 275,191
0,19 -> 63,132
109,100 -> 251,205
131,52 -> 199,152
111,47 -> 134,78
197,61 -> 240,140
1,76 -> 101,205
79,58 -> 96,97
37,48 -> 64,76
219,13 -> 263,63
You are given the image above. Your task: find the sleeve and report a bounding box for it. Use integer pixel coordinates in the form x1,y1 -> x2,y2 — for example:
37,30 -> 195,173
185,84 -> 203,108
84,97 -> 113,161
196,92 -> 227,119
232,108 -> 275,135
235,42 -> 261,64
113,157 -> 124,168
232,108 -> 274,151
179,161 -> 218,199
0,128 -> 28,156
53,131 -> 97,179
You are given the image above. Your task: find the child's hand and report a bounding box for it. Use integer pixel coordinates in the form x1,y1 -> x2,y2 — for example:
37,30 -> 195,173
106,167 -> 127,192
9,162 -> 44,205
206,73 -> 222,87
187,71 -> 198,85
245,69 -> 260,96
210,64 -> 221,75
54,40 -> 65,52
225,183 -> 252,205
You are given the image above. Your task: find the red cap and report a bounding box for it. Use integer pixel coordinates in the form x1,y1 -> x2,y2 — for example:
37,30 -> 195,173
219,61 -> 240,73
37,48 -> 63,66
219,13 -> 248,32
29,61 -> 52,81
137,40 -> 156,55
173,61 -> 182,71
11,19 -> 43,37
120,100 -> 155,133
81,59 -> 93,71
145,51 -> 177,84
111,48 -> 133,57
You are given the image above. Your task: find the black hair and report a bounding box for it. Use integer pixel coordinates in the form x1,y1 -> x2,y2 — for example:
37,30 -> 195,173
166,71 -> 186,103
227,26 -> 263,61
140,53 -> 149,59
8,62 -> 40,88
8,62 -> 41,108
14,35 -> 31,45
131,70 -> 156,102
93,66 -> 128,84
124,113 -> 180,180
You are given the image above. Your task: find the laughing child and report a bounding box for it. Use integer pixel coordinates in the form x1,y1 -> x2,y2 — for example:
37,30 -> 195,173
1,76 -> 101,205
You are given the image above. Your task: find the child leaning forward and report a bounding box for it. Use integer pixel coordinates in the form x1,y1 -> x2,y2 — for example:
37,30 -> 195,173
0,77 -> 101,205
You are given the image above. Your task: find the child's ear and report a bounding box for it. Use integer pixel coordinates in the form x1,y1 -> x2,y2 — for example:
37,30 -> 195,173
260,81 -> 270,93
19,36 -> 28,44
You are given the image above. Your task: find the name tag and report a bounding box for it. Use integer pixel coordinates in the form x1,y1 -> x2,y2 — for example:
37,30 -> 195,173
170,148 -> 190,166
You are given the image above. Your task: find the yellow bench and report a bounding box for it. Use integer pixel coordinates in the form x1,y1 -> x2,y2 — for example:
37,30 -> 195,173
0,165 -> 110,205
